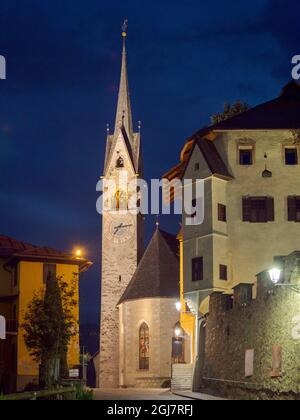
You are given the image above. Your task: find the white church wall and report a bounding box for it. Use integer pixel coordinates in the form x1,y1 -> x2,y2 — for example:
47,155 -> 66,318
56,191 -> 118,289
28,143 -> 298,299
119,298 -> 179,388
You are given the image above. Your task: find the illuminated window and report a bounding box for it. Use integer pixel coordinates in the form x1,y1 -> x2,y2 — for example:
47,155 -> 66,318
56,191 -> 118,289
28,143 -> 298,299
115,190 -> 127,210
139,323 -> 149,370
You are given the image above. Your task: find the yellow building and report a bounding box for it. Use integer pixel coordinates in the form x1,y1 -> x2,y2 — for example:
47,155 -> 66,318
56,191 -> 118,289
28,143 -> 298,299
0,235 -> 92,393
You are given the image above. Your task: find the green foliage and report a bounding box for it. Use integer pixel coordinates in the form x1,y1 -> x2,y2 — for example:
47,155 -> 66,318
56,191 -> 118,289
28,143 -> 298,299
211,101 -> 251,125
21,272 -> 78,388
75,385 -> 94,401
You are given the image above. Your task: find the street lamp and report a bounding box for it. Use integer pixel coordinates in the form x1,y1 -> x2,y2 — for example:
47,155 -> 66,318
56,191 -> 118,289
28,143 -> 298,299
269,268 -> 282,284
175,301 -> 182,312
74,248 -> 84,259
174,324 -> 183,338
268,267 -> 300,293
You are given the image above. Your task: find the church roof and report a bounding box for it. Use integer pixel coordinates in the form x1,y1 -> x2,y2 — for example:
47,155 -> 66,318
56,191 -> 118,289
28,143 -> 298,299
103,34 -> 142,175
114,37 -> 133,138
118,228 -> 180,305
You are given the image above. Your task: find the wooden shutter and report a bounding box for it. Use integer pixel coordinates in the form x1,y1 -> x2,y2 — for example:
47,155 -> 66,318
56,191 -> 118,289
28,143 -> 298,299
266,197 -> 275,222
192,257 -> 203,282
218,204 -> 227,222
242,197 -> 251,221
288,196 -> 296,221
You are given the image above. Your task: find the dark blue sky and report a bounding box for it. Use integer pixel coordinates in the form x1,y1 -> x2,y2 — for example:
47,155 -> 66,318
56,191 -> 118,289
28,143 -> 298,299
0,0 -> 299,323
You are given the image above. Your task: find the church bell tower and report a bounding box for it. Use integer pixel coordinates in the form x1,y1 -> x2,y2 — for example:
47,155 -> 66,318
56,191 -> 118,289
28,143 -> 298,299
99,23 -> 144,388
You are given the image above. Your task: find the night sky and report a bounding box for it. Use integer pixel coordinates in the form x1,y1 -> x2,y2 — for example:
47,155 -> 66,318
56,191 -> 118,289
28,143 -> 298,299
0,0 -> 299,325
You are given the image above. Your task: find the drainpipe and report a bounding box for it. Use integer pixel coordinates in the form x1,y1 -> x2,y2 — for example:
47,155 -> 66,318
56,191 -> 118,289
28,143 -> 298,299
192,318 -> 206,392
192,291 -> 206,392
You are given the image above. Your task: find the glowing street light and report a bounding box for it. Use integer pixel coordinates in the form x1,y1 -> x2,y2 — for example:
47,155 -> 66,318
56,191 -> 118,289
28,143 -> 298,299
175,301 -> 182,312
174,324 -> 183,338
268,267 -> 300,293
75,249 -> 83,259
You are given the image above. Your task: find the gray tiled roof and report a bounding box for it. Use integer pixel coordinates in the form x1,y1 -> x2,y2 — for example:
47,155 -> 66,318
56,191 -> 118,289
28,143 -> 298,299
194,81 -> 300,134
118,228 -> 180,305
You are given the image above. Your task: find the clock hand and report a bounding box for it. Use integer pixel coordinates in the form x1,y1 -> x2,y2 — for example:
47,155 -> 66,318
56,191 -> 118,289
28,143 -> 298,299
114,223 -> 133,235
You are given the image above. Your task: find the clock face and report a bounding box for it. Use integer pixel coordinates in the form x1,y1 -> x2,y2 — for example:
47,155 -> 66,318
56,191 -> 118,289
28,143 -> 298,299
105,215 -> 135,244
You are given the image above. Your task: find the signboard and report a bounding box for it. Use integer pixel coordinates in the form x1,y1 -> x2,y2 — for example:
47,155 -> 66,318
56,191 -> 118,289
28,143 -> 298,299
69,369 -> 80,379
245,349 -> 254,378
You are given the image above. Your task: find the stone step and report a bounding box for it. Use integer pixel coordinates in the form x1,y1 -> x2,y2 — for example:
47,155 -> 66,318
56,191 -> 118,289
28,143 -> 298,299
171,364 -> 194,391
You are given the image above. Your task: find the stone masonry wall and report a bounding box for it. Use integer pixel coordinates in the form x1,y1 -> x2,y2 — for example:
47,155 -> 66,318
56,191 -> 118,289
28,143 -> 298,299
202,252 -> 300,400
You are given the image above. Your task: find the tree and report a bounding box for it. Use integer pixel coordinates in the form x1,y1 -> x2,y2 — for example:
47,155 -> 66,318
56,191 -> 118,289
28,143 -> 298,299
22,272 -> 78,389
211,101 -> 251,125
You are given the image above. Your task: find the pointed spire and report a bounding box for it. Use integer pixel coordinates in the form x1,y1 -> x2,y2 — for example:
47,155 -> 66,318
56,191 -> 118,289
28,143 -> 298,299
114,20 -> 133,138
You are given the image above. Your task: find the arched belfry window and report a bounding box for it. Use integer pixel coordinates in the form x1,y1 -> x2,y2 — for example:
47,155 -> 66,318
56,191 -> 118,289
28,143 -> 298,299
115,189 -> 128,211
139,323 -> 149,370
116,156 -> 124,168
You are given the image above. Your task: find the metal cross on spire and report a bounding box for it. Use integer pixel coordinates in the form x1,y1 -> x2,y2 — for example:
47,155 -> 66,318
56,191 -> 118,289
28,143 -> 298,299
122,19 -> 128,38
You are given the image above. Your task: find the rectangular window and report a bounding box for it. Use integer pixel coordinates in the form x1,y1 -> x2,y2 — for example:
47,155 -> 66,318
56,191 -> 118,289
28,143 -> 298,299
219,265 -> 228,281
288,196 -> 300,222
285,147 -> 298,165
192,257 -> 203,282
218,204 -> 227,222
43,264 -> 56,285
243,197 -> 274,223
195,163 -> 200,171
239,149 -> 253,165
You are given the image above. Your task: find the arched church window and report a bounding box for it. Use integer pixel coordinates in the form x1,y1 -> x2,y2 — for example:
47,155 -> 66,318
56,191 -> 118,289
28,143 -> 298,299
116,156 -> 124,168
139,322 -> 149,370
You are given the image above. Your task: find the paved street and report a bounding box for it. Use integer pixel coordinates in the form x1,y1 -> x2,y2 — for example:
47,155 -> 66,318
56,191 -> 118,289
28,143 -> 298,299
94,388 -> 192,400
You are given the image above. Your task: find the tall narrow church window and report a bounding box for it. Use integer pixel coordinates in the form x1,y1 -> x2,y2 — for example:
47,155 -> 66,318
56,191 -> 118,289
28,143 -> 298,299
139,323 -> 149,370
116,156 -> 124,168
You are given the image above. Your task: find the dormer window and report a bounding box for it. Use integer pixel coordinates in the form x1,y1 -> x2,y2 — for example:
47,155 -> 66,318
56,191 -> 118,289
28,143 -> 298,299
116,156 -> 124,168
239,148 -> 253,165
284,147 -> 298,165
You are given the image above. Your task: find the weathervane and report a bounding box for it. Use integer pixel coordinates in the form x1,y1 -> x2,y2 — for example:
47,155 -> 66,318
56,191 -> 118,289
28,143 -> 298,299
122,19 -> 128,38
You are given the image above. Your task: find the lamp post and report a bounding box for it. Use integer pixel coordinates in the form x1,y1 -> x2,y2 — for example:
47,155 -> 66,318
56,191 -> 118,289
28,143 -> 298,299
269,267 -> 300,293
